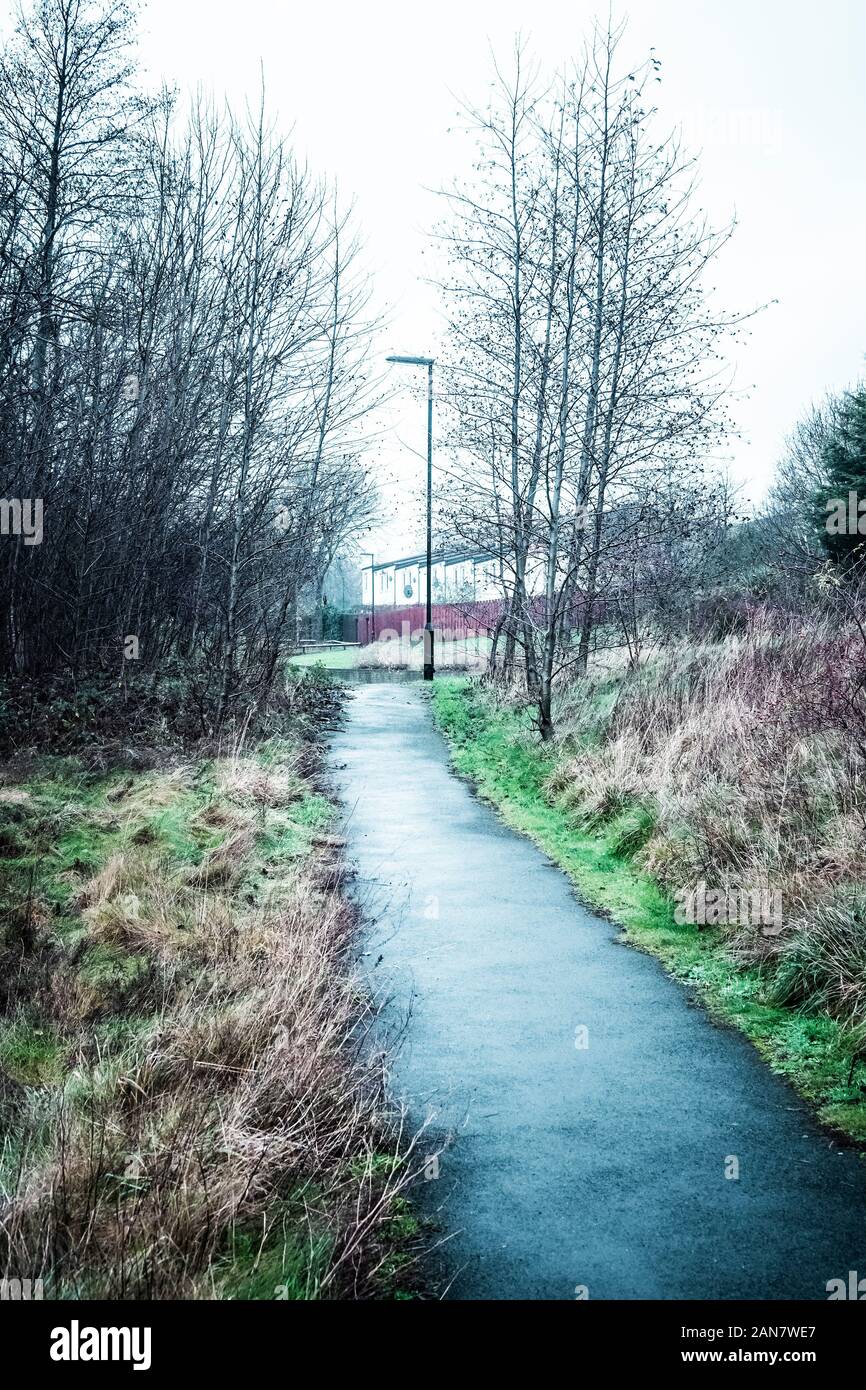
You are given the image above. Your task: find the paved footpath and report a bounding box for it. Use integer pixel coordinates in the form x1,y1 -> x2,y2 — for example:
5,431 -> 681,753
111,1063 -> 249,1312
328,682 -> 866,1300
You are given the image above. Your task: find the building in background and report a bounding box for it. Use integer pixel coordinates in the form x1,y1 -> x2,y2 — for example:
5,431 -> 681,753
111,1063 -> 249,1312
361,548 -> 501,608
356,546 -> 555,646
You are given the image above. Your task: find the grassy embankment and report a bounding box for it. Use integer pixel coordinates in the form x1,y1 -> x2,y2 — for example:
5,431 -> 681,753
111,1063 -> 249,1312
0,678 -> 420,1299
432,625 -> 866,1145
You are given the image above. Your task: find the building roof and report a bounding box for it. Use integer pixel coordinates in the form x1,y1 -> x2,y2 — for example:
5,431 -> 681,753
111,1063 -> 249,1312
362,547 -> 496,572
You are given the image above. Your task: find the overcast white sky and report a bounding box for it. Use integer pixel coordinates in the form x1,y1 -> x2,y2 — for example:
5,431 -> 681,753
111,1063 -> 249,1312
97,2 -> 866,555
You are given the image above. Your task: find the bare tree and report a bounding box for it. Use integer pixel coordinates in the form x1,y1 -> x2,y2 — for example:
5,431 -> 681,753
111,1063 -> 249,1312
438,23 -> 746,737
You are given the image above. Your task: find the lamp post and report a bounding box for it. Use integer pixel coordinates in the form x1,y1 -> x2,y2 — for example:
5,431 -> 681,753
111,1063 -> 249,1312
362,551 -> 375,644
386,354 -> 435,680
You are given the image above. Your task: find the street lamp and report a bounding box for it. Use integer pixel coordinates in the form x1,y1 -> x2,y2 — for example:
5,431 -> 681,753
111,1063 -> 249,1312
362,551 -> 375,643
386,354 -> 435,680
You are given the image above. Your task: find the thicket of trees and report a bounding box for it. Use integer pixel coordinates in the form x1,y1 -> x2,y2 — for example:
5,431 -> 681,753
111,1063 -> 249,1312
0,0 -> 376,729
436,24 -> 748,736
812,388 -> 866,573
757,381 -> 866,609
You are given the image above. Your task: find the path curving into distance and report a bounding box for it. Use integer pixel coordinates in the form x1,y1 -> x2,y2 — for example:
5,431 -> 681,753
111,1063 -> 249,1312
328,682 -> 866,1300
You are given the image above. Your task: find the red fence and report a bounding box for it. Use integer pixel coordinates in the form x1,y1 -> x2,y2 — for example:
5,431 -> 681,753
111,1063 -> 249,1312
354,595 -> 612,646
355,600 -> 502,645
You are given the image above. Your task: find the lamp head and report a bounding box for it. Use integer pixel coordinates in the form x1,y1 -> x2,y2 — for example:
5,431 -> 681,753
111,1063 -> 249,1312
386,354 -> 434,367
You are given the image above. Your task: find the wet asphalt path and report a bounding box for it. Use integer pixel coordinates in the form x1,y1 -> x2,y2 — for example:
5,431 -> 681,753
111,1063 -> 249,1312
328,683 -> 866,1300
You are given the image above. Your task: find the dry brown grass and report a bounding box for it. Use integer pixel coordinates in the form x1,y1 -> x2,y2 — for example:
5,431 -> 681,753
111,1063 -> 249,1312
549,613 -> 866,1023
216,755 -> 305,809
0,750 -> 422,1300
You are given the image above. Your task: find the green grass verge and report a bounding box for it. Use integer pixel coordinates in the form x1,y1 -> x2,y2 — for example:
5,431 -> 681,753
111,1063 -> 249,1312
289,648 -> 361,670
430,677 -> 866,1146
288,636 -> 492,672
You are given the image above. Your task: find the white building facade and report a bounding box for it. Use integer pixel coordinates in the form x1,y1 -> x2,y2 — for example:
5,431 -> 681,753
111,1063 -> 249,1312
361,549 -> 502,608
